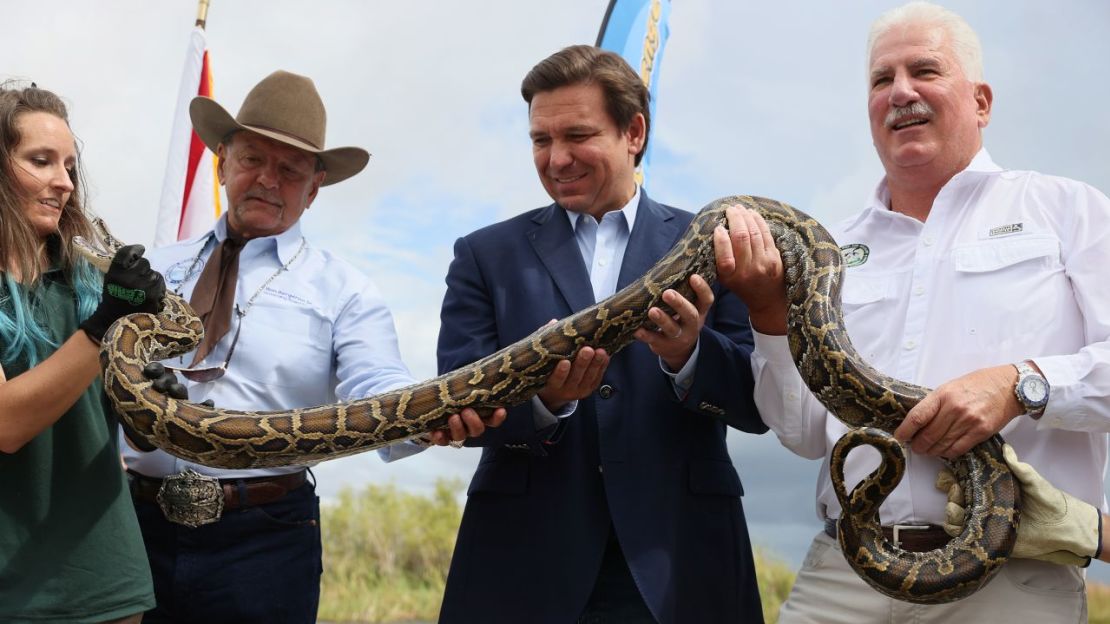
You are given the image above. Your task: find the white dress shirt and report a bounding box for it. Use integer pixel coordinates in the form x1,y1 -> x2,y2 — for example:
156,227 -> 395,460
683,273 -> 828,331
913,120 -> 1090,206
753,149 -> 1110,525
122,215 -> 416,479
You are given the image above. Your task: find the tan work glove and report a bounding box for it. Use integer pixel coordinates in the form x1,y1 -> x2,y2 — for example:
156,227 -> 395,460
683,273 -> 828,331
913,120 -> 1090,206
935,444 -> 1101,566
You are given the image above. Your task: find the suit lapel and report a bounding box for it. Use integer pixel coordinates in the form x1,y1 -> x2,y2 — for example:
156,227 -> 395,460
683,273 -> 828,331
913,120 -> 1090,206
527,204 -> 595,313
617,192 -> 679,289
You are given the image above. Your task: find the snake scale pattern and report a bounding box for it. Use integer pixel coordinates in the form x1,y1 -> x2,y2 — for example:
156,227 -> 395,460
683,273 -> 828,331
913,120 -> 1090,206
80,195 -> 1017,603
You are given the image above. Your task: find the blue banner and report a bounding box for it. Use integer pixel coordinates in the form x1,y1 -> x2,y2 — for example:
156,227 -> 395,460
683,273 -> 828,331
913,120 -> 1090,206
596,0 -> 672,187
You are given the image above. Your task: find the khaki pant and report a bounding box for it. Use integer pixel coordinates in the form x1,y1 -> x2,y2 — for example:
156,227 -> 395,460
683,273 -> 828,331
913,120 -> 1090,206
778,531 -> 1086,624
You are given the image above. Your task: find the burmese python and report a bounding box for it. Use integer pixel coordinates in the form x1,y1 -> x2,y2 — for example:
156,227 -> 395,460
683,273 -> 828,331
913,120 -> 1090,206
78,195 -> 1017,603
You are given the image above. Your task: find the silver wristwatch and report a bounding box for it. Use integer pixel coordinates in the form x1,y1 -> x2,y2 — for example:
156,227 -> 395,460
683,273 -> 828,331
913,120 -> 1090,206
1013,361 -> 1049,419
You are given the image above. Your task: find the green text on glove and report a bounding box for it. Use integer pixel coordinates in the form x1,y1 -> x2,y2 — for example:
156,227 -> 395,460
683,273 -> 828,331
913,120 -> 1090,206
106,284 -> 147,306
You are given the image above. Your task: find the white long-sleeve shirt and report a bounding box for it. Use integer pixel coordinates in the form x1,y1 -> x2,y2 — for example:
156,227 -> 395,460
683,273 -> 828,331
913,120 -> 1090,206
753,149 -> 1110,525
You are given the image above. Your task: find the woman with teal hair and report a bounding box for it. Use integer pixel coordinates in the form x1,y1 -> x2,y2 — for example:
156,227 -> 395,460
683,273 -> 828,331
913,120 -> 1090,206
0,82 -> 166,623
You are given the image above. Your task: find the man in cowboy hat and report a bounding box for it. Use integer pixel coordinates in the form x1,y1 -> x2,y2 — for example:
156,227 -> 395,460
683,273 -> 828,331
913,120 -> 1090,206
121,69 -> 504,623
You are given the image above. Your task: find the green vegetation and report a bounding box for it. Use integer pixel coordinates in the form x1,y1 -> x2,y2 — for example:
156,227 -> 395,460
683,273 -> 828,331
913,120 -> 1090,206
754,547 -> 795,622
1091,582 -> 1110,624
318,481 -> 1110,623
318,479 -> 463,623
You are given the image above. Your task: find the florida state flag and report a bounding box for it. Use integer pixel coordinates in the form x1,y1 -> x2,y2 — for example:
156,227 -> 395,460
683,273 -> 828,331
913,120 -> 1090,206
155,26 -> 221,246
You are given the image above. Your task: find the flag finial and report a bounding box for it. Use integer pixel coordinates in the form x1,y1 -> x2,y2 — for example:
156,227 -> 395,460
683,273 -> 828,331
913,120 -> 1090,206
196,0 -> 211,28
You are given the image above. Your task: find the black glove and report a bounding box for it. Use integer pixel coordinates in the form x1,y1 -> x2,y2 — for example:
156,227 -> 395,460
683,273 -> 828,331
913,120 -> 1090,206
80,244 -> 166,344
142,363 -> 189,400
140,362 -> 216,409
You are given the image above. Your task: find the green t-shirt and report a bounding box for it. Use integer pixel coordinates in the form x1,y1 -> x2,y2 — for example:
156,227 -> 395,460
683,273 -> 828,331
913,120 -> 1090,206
0,270 -> 155,622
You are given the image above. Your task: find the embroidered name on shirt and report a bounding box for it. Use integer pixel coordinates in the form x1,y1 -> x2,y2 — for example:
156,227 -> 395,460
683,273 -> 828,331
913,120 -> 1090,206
988,223 -> 1023,237
840,243 -> 870,267
265,287 -> 312,306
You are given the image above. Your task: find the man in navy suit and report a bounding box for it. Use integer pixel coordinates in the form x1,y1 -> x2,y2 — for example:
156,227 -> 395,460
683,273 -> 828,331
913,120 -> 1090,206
436,45 -> 768,623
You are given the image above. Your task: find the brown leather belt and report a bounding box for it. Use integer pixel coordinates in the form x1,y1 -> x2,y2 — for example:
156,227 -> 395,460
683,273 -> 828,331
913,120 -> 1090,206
128,469 -> 306,513
824,518 -> 951,553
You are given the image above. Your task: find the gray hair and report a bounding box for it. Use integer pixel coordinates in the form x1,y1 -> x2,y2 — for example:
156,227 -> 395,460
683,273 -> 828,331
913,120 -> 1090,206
867,1 -> 984,83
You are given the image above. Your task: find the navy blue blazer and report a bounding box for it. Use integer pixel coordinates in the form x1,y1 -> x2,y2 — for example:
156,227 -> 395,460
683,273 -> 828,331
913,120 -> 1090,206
437,193 -> 767,623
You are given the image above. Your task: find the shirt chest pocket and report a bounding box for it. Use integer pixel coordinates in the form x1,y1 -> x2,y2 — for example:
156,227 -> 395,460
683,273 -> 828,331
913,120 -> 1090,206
950,236 -> 1063,349
838,272 -> 897,366
840,272 -> 894,308
236,304 -> 335,390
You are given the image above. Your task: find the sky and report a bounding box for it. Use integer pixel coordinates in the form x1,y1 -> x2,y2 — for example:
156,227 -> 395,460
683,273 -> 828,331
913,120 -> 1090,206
6,0 -> 1110,579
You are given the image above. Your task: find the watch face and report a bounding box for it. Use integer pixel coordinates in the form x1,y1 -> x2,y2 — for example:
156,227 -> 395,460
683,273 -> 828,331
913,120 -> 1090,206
1021,376 -> 1049,404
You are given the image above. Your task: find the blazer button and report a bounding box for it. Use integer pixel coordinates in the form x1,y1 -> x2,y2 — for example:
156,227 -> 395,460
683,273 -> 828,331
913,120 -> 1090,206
598,384 -> 614,399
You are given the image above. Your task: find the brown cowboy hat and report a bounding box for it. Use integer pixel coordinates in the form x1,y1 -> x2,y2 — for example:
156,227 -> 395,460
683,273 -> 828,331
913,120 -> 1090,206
189,70 -> 369,186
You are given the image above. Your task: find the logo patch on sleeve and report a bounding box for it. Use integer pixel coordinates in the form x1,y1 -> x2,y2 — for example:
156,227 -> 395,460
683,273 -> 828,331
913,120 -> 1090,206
840,243 -> 870,267
988,223 -> 1023,237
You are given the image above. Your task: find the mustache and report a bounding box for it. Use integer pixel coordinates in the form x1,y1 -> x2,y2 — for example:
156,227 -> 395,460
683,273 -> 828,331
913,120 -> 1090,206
245,190 -> 283,207
885,101 -> 934,128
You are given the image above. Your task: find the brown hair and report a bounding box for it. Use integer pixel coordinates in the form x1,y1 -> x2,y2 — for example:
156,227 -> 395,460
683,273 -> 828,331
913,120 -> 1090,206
0,82 -> 98,283
521,45 -> 650,166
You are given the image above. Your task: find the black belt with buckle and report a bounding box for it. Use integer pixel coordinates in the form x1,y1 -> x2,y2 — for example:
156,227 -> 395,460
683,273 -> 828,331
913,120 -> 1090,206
128,468 -> 307,528
824,518 -> 952,553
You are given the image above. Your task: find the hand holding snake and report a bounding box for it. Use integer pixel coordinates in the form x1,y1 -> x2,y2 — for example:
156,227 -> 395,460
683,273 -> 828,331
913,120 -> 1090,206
896,365 -> 1024,458
713,206 -> 789,336
632,274 -> 713,371
535,344 -> 610,413
422,407 -> 507,446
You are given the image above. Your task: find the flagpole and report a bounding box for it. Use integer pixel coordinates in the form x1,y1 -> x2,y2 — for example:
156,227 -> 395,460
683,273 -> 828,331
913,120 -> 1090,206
195,0 -> 211,28
595,0 -> 618,45
595,0 -> 672,188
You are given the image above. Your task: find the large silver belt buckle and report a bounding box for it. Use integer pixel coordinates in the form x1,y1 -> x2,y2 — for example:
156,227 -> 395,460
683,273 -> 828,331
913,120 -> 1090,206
156,468 -> 225,528
891,523 -> 930,548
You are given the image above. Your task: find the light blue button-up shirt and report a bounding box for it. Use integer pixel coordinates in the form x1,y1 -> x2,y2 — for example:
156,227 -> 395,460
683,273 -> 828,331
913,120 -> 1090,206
563,187 -> 698,403
121,215 -> 416,479
566,188 -> 637,304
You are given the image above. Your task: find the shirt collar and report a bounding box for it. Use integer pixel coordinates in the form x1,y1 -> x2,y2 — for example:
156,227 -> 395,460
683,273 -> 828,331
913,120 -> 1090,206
563,185 -> 640,231
848,148 -> 1002,231
212,214 -> 306,265
962,148 -> 1003,175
